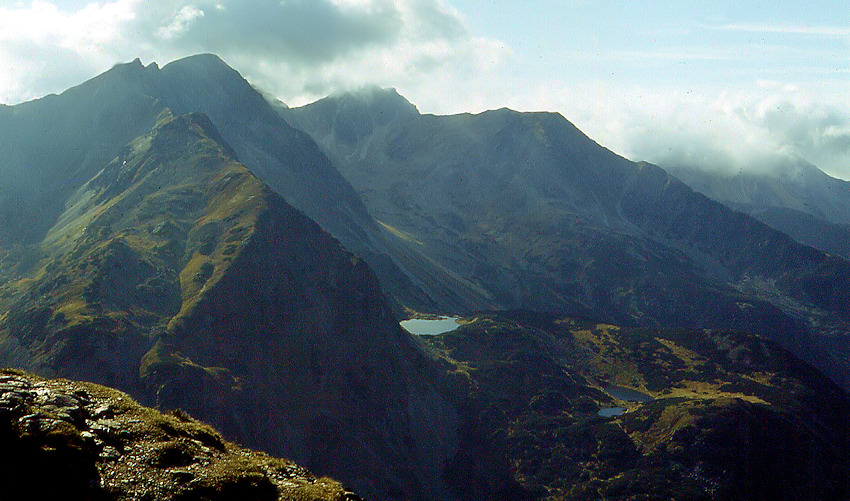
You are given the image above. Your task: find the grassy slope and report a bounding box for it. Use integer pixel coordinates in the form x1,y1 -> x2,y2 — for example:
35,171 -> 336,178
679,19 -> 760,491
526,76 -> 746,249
0,110 -> 457,501
423,312 -> 850,500
0,111 -> 255,386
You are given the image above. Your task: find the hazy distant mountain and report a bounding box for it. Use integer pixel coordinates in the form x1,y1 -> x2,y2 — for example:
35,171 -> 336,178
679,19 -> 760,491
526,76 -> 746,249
666,161 -> 850,259
0,111 -> 455,500
667,159 -> 850,224
283,87 -> 850,389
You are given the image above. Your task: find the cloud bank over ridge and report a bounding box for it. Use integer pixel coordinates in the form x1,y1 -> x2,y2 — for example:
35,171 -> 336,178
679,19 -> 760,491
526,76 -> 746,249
0,1 -> 847,179
586,84 -> 850,179
0,0 -> 504,106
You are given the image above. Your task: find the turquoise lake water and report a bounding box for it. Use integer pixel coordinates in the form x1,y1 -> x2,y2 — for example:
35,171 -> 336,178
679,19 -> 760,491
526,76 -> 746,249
400,317 -> 461,335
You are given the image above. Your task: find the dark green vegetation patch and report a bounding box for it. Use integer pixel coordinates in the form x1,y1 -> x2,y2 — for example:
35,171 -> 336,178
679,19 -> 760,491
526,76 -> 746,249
423,312 -> 850,500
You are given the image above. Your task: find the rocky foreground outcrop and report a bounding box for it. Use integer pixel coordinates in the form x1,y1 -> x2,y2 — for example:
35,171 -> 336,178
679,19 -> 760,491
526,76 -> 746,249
0,368 -> 360,501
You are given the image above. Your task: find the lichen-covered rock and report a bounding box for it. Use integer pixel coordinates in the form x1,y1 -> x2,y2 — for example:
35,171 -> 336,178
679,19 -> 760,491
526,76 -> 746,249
0,368 -> 360,501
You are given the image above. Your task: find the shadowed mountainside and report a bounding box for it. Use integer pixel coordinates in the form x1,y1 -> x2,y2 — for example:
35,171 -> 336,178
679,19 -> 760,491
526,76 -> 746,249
665,161 -> 850,260
0,111 -> 456,500
282,88 -> 850,390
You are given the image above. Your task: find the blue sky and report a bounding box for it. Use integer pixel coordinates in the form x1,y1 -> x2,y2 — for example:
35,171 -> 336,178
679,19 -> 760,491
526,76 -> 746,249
455,1 -> 847,88
445,1 -> 850,178
1,1 -> 848,178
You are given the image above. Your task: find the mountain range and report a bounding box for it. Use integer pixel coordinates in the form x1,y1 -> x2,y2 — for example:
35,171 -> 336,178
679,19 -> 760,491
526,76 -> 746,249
282,87 -> 850,389
0,54 -> 848,500
0,107 -> 457,500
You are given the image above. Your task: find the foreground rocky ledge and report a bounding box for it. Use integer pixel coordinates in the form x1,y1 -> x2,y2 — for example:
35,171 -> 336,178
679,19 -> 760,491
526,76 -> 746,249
0,368 -> 360,501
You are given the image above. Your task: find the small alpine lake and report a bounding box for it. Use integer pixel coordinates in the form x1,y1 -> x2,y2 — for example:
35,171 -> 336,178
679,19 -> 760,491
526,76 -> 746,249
400,317 -> 461,335
597,407 -> 626,418
597,386 -> 653,418
604,385 -> 653,402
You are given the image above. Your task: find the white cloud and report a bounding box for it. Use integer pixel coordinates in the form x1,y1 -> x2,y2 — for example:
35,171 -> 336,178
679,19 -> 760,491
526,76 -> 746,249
178,0 -> 508,108
0,0 -> 507,108
712,23 -> 850,37
157,4 -> 204,40
0,1 -> 846,181
0,0 -> 139,102
470,73 -> 849,180
548,82 -> 850,180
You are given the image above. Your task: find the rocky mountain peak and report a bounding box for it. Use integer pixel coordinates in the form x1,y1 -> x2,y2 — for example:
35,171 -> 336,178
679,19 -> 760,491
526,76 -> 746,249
286,86 -> 419,146
346,86 -> 420,117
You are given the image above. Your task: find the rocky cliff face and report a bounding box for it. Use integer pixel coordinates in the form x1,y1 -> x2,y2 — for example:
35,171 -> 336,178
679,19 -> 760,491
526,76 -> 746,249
0,111 -> 457,500
0,368 -> 359,501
